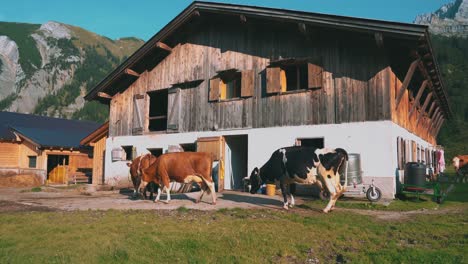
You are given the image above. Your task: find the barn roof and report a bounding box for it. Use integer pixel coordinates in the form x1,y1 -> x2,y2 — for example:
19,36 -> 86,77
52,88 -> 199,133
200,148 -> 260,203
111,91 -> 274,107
85,1 -> 451,119
0,111 -> 101,149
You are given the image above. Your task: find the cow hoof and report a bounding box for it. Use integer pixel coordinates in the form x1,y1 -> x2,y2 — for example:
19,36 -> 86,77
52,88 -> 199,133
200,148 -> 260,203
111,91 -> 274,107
212,202 -> 217,205
323,209 -> 329,213
195,199 -> 201,204
288,203 -> 294,208
283,205 -> 289,210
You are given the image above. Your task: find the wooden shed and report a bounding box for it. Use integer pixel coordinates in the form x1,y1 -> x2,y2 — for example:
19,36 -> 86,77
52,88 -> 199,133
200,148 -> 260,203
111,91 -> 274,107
80,122 -> 109,185
85,2 -> 451,197
0,111 -> 99,185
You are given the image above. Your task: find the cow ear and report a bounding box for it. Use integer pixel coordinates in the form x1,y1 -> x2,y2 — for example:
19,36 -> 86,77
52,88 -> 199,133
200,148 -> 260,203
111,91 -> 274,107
126,163 -> 132,167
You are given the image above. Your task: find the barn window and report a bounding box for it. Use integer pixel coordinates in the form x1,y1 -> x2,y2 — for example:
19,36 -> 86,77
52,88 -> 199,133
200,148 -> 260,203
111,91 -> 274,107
28,156 -> 37,168
122,146 -> 135,161
180,143 -> 196,152
209,69 -> 254,101
267,59 -> 322,94
148,89 -> 168,131
147,148 -> 163,157
295,138 -> 324,148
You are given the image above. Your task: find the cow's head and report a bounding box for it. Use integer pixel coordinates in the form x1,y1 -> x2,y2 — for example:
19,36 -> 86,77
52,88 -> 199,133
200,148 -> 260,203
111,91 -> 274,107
249,167 -> 262,194
453,157 -> 460,170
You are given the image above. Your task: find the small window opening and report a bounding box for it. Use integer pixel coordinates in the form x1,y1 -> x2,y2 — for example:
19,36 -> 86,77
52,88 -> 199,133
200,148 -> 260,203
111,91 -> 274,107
148,89 -> 168,131
122,146 -> 135,161
147,148 -> 163,157
28,156 -> 37,168
295,138 -> 324,149
180,143 -> 197,152
220,71 -> 241,100
282,64 -> 308,92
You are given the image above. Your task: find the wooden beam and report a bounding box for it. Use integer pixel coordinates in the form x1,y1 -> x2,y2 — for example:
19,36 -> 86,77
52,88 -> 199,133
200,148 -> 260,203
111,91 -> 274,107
425,109 -> 439,131
155,42 -> 172,52
395,59 -> 419,109
427,101 -> 436,118
240,14 -> 247,23
124,68 -> 140,77
374,32 -> 384,48
416,92 -> 432,126
429,111 -> 441,131
431,115 -> 443,135
97,92 -> 112,99
434,118 -> 445,136
409,80 -> 427,118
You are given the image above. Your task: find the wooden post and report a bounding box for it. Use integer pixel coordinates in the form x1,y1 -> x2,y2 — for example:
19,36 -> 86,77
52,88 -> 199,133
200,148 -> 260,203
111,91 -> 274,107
408,80 -> 427,118
416,92 -> 432,126
395,59 -> 419,109
426,108 -> 440,131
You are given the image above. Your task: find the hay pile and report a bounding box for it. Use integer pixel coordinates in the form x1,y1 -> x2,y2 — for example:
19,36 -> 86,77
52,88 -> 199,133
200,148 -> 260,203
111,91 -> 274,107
0,174 -> 42,187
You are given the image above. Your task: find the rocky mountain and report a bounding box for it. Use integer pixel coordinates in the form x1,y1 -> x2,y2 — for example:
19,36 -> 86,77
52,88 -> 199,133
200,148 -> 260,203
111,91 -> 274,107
414,0 -> 468,37
0,21 -> 143,122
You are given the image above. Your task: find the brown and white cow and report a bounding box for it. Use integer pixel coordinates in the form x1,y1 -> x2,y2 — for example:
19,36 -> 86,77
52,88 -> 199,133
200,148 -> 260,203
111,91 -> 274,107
127,154 -> 158,199
140,152 -> 217,204
453,155 -> 468,183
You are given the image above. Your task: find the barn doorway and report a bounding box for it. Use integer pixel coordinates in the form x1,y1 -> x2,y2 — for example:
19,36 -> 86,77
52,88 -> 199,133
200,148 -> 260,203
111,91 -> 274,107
224,135 -> 248,190
47,154 -> 69,183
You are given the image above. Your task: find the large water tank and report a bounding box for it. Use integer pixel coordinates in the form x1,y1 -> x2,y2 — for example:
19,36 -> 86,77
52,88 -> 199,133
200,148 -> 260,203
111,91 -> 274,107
404,162 -> 426,186
339,153 -> 363,186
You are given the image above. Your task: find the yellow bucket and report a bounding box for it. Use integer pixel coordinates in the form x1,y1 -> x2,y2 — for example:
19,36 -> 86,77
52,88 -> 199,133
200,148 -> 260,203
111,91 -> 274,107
266,184 -> 276,196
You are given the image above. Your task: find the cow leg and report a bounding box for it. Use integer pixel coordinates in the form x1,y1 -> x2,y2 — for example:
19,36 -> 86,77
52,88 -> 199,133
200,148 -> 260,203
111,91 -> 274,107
154,187 -> 162,203
289,183 -> 296,208
279,182 -> 289,210
163,185 -> 171,203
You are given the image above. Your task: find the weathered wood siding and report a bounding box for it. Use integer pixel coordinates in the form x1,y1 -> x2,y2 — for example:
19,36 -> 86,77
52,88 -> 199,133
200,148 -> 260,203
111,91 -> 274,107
92,136 -> 106,185
389,69 -> 436,144
0,142 -> 19,167
109,23 -> 395,137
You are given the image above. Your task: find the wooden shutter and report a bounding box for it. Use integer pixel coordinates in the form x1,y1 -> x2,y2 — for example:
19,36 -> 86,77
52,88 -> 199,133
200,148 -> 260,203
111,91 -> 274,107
308,63 -> 323,89
132,94 -> 145,135
209,78 -> 221,101
266,67 -> 282,94
167,88 -> 181,132
241,70 -> 254,97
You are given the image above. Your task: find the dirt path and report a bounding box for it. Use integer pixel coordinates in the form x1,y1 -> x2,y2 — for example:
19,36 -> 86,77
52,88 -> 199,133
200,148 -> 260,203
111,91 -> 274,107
0,186 -> 463,220
0,186 -> 293,212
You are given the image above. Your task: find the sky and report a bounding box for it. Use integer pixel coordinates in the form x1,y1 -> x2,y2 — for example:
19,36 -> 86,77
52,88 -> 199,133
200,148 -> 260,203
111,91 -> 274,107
1,0 -> 454,41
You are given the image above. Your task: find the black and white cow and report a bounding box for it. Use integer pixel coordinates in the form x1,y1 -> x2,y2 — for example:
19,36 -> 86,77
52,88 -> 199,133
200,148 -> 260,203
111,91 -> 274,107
249,146 -> 348,213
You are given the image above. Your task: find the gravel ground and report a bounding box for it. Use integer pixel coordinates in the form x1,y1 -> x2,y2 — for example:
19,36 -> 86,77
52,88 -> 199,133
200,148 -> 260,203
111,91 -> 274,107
0,186 -> 302,212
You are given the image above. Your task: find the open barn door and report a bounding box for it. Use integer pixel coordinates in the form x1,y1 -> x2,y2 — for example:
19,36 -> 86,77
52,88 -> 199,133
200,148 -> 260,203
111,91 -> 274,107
197,136 -> 225,192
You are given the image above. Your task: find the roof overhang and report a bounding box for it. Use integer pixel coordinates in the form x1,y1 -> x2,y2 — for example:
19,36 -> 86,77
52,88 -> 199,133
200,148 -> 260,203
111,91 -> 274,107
84,1 -> 451,118
80,121 -> 109,146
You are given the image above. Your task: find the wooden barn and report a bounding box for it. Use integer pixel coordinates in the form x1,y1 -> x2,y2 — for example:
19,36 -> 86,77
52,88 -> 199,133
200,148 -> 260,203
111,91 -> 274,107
0,111 -> 100,185
85,2 -> 451,197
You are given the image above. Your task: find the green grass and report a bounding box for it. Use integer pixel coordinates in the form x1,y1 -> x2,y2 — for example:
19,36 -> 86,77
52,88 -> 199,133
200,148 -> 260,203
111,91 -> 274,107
0,204 -> 466,263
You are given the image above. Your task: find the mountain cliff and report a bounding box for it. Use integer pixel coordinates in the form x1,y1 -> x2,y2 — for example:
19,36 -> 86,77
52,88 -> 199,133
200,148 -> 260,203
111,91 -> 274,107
414,0 -> 468,37
0,21 -> 143,122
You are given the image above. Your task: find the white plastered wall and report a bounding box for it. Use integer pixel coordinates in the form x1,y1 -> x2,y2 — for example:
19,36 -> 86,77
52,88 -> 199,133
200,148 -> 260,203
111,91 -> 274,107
104,120 -> 435,197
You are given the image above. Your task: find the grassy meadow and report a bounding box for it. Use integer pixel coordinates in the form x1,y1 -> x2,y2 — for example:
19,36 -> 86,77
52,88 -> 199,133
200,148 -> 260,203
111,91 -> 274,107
0,184 -> 467,263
